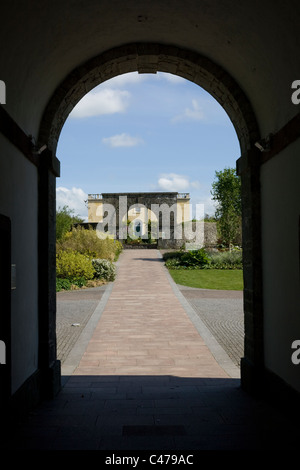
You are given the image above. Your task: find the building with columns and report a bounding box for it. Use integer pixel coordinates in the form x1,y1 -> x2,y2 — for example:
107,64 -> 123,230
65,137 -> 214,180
87,192 -> 191,246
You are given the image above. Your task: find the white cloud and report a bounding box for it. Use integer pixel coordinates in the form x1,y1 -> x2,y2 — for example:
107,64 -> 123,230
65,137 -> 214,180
157,173 -> 200,192
69,88 -> 130,118
56,187 -> 88,220
193,196 -> 216,217
172,99 -> 205,123
102,133 -> 144,148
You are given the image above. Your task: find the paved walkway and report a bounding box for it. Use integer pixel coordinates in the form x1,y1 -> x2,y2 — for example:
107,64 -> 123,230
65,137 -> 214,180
72,250 -> 230,379
179,286 -> 244,368
3,250 -> 299,450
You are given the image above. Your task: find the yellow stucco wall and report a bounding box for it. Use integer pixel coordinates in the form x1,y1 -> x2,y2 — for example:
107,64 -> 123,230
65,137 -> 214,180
88,194 -> 191,224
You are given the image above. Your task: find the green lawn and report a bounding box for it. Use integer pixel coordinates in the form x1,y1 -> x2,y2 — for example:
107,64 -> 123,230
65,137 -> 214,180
168,269 -> 243,290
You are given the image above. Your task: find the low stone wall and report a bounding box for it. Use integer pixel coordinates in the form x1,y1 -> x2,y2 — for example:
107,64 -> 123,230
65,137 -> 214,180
157,222 -> 218,249
203,222 -> 218,246
123,243 -> 158,249
182,221 -> 218,247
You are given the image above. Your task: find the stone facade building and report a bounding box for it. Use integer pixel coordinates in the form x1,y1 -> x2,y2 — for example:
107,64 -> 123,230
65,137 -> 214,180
88,192 -> 191,247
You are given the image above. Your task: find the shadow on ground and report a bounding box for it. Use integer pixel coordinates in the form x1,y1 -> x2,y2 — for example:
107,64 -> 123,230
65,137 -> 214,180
3,375 -> 299,450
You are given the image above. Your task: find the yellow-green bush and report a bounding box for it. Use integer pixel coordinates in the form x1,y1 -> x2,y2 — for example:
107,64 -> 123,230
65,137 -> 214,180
56,250 -> 95,280
56,227 -> 122,261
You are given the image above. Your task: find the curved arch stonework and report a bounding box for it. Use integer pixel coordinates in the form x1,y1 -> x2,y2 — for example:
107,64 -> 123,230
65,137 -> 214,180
37,42 -> 264,398
38,43 -> 260,154
2,1 -> 300,429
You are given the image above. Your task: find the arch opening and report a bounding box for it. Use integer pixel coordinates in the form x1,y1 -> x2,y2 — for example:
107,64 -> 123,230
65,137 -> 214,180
38,43 -> 261,155
37,43 -> 263,395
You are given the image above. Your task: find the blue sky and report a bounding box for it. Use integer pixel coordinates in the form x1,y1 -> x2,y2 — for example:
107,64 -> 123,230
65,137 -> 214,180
56,72 -> 240,221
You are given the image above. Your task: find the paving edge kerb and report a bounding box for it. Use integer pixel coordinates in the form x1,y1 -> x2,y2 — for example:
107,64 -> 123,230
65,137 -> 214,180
60,255 -> 124,382
157,252 -> 240,379
61,281 -> 114,382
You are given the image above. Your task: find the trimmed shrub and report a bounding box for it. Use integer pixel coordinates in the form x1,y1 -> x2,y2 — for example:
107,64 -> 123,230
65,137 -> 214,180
164,257 -> 183,269
180,248 -> 210,267
207,249 -> 243,269
56,250 -> 95,280
56,278 -> 72,291
164,248 -> 209,269
56,277 -> 88,292
57,226 -> 123,261
92,258 -> 116,281
163,248 -> 243,270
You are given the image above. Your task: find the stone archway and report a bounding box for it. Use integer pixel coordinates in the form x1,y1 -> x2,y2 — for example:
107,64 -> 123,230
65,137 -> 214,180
37,43 -> 263,396
38,43 -> 260,155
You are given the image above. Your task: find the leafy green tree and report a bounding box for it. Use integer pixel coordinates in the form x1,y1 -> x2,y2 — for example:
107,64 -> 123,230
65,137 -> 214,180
211,167 -> 241,249
56,205 -> 84,240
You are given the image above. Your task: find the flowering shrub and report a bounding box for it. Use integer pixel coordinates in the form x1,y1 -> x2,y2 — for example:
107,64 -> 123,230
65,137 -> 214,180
207,249 -> 243,269
57,226 -> 123,261
56,250 -> 95,280
92,258 -> 116,281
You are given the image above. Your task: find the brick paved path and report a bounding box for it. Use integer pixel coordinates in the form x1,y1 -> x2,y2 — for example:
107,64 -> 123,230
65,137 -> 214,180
73,249 -> 228,378
179,287 -> 244,368
3,249 -> 299,450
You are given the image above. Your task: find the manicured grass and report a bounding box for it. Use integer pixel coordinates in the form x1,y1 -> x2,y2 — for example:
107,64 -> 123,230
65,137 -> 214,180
168,268 -> 243,290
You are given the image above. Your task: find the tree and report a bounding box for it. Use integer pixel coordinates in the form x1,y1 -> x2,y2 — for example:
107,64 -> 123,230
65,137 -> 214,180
56,205 -> 84,240
211,167 -> 241,249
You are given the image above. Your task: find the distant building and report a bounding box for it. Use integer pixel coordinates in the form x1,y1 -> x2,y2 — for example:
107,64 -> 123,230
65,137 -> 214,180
87,192 -> 191,247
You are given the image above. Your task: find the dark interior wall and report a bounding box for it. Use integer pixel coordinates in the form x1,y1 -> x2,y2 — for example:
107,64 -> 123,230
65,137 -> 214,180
0,1 -> 300,406
1,1 -> 299,139
0,134 -> 39,396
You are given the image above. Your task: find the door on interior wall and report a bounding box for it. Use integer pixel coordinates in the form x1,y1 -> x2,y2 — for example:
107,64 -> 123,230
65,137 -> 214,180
0,214 -> 11,407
